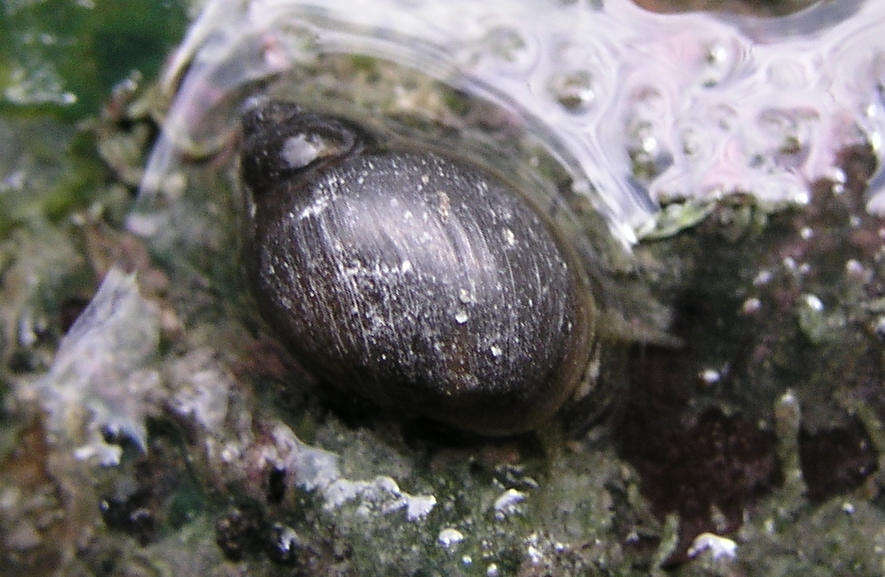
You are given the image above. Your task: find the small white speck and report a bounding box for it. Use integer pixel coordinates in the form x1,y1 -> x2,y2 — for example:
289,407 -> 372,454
779,389 -> 798,406
401,260 -> 412,274
844,259 -> 864,276
841,501 -> 855,514
493,489 -> 526,513
220,444 -> 241,463
502,228 -> 516,246
527,543 -> 544,564
438,528 -> 464,549
742,297 -> 761,314
461,555 -> 472,565
273,525 -> 301,555
298,197 -> 329,220
455,310 -> 469,324
869,130 -> 882,152
804,294 -> 824,312
699,369 -> 720,385
421,174 -> 430,185
490,345 -> 503,357
437,191 -> 451,219
459,288 -> 472,304
486,563 -> 499,577
687,533 -> 737,561
782,257 -> 797,272
825,166 -> 847,185
799,226 -> 813,240
753,270 -> 773,286
791,190 -> 810,205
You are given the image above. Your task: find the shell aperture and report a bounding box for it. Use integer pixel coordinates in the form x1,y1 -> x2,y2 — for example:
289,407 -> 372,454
242,102 -> 595,435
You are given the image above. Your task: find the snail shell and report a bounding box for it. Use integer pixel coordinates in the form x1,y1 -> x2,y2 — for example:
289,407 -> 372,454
241,102 -> 596,435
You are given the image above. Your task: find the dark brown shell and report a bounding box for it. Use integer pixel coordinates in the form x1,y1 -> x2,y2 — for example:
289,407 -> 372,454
242,102 -> 595,435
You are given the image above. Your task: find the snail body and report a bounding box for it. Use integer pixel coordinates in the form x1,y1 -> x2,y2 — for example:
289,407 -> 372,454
242,102 -> 595,435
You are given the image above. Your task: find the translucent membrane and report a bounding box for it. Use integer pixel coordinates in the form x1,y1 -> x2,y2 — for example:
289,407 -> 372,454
143,0 -> 885,245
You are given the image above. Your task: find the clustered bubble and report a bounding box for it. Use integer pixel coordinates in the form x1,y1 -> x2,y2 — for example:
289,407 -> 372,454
145,0 -> 885,245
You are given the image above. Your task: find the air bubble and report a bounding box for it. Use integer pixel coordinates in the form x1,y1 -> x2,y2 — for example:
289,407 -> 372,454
549,70 -> 595,112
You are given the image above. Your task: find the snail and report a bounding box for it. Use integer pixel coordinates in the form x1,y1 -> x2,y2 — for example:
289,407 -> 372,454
241,101 -> 596,435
